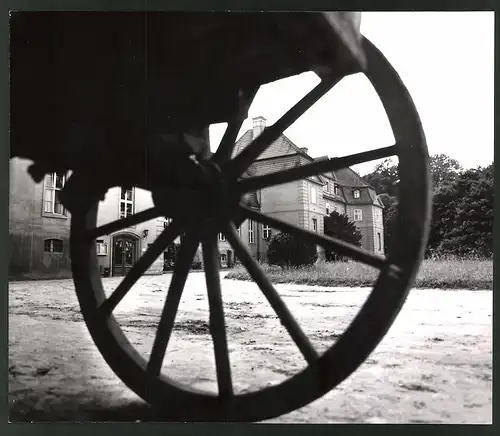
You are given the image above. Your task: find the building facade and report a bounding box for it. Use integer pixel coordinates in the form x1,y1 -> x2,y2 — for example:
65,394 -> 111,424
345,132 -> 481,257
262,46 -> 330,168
8,158 -> 258,279
8,117 -> 384,279
9,157 -> 169,279
9,158 -> 73,279
229,116 -> 385,260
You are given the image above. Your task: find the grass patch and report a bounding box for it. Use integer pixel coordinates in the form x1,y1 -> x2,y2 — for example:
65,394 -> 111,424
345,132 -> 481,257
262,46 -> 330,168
225,259 -> 492,290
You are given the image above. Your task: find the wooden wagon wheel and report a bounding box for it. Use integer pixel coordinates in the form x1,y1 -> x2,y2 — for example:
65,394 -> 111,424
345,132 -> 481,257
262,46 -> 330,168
69,36 -> 431,422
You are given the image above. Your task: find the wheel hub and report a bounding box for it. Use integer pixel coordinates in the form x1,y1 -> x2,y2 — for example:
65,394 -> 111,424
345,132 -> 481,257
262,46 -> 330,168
152,155 -> 242,224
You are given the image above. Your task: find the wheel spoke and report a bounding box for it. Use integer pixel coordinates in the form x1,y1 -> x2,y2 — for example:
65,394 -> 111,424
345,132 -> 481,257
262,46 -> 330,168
237,145 -> 397,193
87,207 -> 163,240
99,220 -> 182,316
147,235 -> 200,377
202,233 -> 233,398
223,222 -> 318,364
225,73 -> 343,178
213,87 -> 259,164
240,206 -> 387,269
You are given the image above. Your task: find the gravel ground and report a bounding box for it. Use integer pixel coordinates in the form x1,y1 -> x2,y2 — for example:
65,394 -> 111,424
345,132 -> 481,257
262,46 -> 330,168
8,272 -> 492,423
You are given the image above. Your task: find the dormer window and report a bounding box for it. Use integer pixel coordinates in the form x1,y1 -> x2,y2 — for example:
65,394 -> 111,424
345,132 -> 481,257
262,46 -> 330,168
353,189 -> 360,199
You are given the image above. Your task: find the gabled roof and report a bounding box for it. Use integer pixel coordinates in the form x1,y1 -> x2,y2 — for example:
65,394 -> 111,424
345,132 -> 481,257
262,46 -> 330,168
232,129 -> 300,160
248,155 -> 301,177
231,130 -> 253,158
298,155 -> 327,185
231,124 -> 382,207
332,167 -> 369,187
233,128 -> 326,185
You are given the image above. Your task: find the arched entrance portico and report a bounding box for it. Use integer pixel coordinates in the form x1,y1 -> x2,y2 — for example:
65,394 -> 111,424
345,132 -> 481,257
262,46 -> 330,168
111,233 -> 140,276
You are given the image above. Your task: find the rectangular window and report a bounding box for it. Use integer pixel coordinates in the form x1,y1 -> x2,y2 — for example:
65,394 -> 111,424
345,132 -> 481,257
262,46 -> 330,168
44,238 -> 63,253
311,186 -> 317,204
312,218 -> 318,232
96,239 -> 108,256
248,220 -> 255,244
354,209 -> 363,221
120,188 -> 134,219
334,185 -> 339,195
353,190 -> 360,199
326,203 -> 330,215
237,226 -> 241,237
218,233 -> 226,242
262,225 -> 272,239
377,232 -> 382,251
44,172 -> 67,215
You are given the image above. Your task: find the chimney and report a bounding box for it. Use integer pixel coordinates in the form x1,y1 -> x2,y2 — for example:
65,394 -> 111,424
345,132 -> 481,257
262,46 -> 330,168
300,147 -> 308,154
252,116 -> 267,139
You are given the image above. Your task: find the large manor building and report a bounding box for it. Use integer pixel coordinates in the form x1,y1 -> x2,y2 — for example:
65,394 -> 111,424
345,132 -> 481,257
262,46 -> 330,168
9,117 -> 384,279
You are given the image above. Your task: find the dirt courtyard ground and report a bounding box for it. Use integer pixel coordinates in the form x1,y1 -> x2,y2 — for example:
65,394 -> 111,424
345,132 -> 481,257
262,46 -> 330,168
8,272 -> 492,423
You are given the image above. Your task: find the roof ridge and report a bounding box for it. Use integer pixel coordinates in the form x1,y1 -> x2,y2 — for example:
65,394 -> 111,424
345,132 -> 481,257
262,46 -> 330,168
280,133 -> 310,157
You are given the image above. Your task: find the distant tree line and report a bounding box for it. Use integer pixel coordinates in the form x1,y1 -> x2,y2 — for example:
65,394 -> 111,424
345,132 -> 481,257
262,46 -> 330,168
362,153 -> 493,259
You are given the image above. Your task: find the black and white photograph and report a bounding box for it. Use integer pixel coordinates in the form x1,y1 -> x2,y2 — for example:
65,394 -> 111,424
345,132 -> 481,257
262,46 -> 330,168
8,11 -> 493,423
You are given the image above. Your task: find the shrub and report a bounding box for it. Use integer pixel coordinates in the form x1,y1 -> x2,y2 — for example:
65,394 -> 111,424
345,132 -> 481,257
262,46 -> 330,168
323,211 -> 362,261
164,242 -> 180,270
267,232 -> 318,267
191,261 -> 203,270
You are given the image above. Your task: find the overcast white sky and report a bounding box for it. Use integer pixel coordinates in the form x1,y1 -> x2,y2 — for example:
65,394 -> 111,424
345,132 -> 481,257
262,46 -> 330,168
209,11 -> 494,176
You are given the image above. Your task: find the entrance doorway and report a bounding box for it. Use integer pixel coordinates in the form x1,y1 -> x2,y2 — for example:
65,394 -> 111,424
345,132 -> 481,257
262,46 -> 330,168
112,235 -> 137,276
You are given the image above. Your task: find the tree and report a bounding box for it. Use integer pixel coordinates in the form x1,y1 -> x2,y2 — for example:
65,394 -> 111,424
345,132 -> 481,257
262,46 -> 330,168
377,192 -> 396,209
363,154 -> 491,258
267,232 -> 318,267
362,158 -> 399,196
363,153 -> 463,193
429,153 -> 462,188
323,211 -> 362,261
425,182 -> 460,256
382,200 -> 398,257
426,164 -> 493,258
